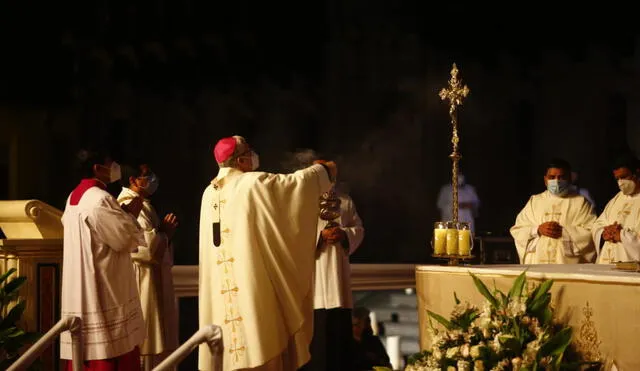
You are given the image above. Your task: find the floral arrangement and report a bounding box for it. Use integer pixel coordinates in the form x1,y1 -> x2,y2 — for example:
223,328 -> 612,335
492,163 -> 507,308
405,271 -> 600,371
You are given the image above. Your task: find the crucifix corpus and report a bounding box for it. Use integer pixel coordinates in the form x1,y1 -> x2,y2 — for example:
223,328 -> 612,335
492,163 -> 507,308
438,63 -> 470,224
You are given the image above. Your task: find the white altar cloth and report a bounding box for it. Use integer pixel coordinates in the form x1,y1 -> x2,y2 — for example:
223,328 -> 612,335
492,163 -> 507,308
416,264 -> 640,371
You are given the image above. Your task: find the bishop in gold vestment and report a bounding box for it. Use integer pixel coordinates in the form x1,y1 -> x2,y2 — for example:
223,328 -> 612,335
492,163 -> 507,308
198,136 -> 335,371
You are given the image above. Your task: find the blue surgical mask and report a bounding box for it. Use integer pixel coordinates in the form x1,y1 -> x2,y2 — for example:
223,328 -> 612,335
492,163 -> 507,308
547,179 -> 569,196
141,173 -> 159,196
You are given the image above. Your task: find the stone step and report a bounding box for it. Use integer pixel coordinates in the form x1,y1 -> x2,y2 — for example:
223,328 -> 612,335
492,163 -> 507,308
369,307 -> 420,323
380,321 -> 420,338
389,293 -> 418,308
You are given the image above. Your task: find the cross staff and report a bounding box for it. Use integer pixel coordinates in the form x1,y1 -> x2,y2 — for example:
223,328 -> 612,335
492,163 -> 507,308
439,63 -> 470,223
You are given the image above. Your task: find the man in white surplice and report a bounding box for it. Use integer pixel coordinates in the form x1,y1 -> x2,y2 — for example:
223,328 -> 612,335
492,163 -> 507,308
593,156 -> 640,264
118,163 -> 179,370
198,136 -> 336,371
437,172 -> 480,233
60,150 -> 146,370
510,158 -> 597,264
287,150 -> 365,371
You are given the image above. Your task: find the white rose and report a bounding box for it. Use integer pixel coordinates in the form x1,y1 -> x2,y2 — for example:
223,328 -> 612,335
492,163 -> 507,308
470,345 -> 486,359
460,343 -> 471,358
445,346 -> 460,359
457,360 -> 471,371
433,349 -> 443,361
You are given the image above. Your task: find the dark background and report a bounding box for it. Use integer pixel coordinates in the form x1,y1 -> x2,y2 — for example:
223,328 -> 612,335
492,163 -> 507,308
1,3 -> 638,264
3,3 -> 640,370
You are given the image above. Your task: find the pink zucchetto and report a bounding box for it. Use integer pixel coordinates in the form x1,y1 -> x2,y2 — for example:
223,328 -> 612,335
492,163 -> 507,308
214,137 -> 237,163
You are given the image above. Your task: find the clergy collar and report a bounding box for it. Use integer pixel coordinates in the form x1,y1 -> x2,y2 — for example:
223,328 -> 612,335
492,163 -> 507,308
121,186 -> 140,198
212,167 -> 244,189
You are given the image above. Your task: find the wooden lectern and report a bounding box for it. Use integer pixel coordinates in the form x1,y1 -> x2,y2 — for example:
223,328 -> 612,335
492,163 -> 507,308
0,200 -> 63,370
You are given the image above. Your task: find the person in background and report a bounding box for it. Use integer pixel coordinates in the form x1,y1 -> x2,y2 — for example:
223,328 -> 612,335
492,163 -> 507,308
571,170 -> 596,210
290,149 -> 365,371
351,307 -> 392,371
437,172 -> 480,233
60,149 -> 145,370
510,158 -> 597,264
592,156 -> 640,264
118,163 -> 179,370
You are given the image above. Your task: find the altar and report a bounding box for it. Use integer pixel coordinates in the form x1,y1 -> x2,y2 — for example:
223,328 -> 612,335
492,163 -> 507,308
416,264 -> 640,371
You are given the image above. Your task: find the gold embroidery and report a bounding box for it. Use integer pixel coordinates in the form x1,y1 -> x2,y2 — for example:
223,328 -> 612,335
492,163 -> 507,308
600,246 -> 615,264
539,242 -> 558,264
216,251 -> 235,274
616,203 -> 631,224
216,246 -> 246,364
575,302 -> 602,362
544,203 -> 563,222
229,340 -> 246,362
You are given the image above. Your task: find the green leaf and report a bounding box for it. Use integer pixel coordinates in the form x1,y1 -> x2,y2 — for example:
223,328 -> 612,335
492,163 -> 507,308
470,273 -> 499,308
532,280 -> 554,304
498,334 -> 521,353
3,277 -> 27,296
508,270 -> 528,299
537,327 -> 573,363
0,269 -> 17,285
454,292 -> 460,305
427,310 -> 453,330
0,301 -> 26,330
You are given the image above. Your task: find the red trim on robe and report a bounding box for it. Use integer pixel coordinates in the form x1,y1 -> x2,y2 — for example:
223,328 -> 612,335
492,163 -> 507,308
70,179 -> 106,206
64,346 -> 141,371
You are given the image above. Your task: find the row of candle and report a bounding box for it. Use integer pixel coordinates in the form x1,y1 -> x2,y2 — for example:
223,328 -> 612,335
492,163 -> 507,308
433,221 -> 473,256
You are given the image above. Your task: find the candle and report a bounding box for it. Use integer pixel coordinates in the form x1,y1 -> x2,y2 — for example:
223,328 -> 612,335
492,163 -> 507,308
446,226 -> 458,255
458,229 -> 472,256
433,228 -> 447,255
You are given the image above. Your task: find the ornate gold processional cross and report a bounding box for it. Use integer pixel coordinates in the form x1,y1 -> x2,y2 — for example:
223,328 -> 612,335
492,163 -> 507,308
439,63 -> 470,223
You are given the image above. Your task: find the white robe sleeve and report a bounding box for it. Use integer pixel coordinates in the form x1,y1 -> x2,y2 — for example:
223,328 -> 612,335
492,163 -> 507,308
559,198 -> 597,259
510,196 -> 540,263
619,228 -> 640,261
592,198 -> 616,258
340,198 -> 365,255
88,196 -> 145,252
120,198 -> 168,264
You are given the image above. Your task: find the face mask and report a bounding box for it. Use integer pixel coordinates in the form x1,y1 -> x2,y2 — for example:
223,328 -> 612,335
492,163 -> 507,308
109,162 -> 121,183
251,152 -> 260,171
618,179 -> 636,195
141,173 -> 160,196
547,179 -> 569,196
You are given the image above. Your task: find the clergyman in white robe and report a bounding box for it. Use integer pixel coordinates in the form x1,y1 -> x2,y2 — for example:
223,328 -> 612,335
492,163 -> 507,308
437,174 -> 480,233
302,191 -> 364,371
510,190 -> 597,264
60,178 -> 146,365
198,136 -> 333,371
118,186 -> 179,367
592,191 -> 640,264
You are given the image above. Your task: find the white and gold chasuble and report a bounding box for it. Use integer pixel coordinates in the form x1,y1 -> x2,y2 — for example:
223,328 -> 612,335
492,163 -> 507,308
198,165 -> 331,371
510,191 -> 597,264
593,191 -> 640,264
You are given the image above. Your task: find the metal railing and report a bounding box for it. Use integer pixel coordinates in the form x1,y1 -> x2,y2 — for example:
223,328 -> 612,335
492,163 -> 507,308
153,325 -> 223,371
8,316 -> 82,371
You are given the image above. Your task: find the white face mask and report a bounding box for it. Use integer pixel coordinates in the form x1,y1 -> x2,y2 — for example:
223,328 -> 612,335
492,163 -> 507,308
547,179 -> 570,196
141,173 -> 159,196
110,162 -> 121,183
618,179 -> 636,195
251,152 -> 260,171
